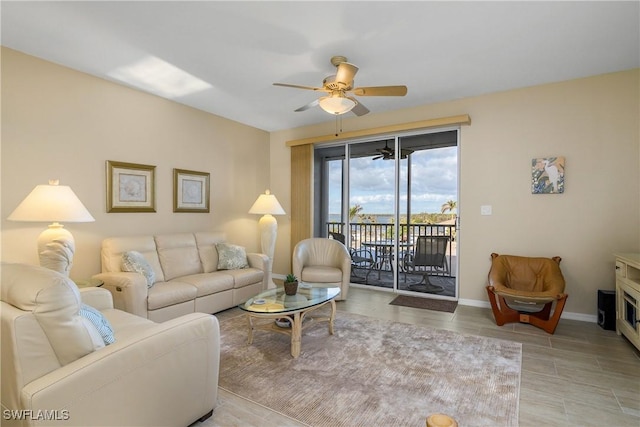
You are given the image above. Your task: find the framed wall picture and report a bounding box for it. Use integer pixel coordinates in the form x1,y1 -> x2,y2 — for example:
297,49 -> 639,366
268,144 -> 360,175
531,156 -> 565,194
173,168 -> 210,213
106,160 -> 156,212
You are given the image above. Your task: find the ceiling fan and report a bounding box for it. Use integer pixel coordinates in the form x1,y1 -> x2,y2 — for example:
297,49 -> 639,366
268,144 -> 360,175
273,56 -> 408,116
372,141 -> 414,160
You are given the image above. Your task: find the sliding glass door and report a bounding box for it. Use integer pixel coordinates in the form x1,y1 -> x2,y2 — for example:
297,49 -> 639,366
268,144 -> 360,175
315,129 -> 459,299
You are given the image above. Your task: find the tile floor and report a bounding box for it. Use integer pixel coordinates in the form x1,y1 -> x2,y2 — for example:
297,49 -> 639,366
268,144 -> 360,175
198,287 -> 640,427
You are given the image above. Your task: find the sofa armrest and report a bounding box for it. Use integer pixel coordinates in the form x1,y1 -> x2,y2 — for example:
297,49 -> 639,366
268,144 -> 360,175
246,252 -> 268,271
79,287 -> 114,311
19,313 -> 220,427
247,252 -> 269,289
92,272 -> 149,318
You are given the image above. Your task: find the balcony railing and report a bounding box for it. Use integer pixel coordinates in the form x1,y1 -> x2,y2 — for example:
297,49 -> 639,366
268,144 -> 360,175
326,221 -> 457,280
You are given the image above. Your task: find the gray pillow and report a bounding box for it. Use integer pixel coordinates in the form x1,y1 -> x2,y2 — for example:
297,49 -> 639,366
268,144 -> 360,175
79,303 -> 115,345
121,251 -> 156,287
216,243 -> 249,270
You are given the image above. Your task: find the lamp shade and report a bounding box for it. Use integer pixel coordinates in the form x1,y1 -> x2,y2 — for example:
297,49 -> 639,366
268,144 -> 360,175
318,93 -> 356,115
8,181 -> 95,223
248,190 -> 285,215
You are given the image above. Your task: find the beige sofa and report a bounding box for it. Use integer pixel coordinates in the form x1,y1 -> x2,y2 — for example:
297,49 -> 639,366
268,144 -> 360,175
1,262 -> 219,427
94,231 -> 267,322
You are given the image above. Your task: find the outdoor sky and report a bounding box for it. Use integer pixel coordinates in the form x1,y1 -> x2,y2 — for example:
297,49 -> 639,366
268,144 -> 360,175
328,146 -> 458,215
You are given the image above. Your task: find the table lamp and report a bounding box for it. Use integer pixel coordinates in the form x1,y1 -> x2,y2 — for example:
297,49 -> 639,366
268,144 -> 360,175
248,189 -> 285,288
8,180 -> 95,276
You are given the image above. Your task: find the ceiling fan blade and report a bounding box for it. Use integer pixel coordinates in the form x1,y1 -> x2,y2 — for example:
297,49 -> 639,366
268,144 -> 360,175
335,62 -> 358,85
273,83 -> 329,92
294,99 -> 319,112
372,155 -> 384,160
350,99 -> 370,116
351,86 -> 408,96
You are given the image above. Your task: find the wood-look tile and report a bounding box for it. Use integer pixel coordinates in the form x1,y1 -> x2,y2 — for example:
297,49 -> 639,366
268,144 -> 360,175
205,286 -> 640,427
519,389 -> 568,427
550,336 -> 638,362
564,399 -> 640,426
521,354 -> 558,375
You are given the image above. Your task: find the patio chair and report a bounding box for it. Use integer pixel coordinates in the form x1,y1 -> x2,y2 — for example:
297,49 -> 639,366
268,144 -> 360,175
329,232 -> 375,284
403,236 -> 450,293
486,252 -> 568,334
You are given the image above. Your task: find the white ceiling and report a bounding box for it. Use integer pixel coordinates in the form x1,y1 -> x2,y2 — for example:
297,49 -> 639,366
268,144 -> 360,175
2,1 -> 638,132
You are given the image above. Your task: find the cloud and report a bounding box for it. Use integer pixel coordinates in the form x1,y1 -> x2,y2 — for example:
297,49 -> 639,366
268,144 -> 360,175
331,146 -> 457,214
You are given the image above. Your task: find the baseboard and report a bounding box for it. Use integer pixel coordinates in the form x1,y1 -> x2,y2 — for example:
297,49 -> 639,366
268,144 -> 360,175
458,298 -> 598,323
289,278 -> 599,324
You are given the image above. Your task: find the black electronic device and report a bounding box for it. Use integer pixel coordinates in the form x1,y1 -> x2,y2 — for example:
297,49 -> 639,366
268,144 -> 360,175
597,289 -> 616,331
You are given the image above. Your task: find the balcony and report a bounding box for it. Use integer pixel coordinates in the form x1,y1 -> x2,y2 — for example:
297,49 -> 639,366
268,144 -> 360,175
327,222 -> 457,296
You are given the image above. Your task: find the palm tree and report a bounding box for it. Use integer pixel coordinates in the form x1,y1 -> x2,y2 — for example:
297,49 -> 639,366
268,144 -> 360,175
441,200 -> 457,214
349,204 -> 363,221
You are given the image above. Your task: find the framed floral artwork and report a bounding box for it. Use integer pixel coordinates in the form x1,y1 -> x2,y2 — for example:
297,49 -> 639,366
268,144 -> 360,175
173,168 -> 210,213
531,156 -> 565,194
106,160 -> 156,212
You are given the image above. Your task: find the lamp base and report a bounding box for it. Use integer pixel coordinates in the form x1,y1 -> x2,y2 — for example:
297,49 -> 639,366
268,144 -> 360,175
37,223 -> 75,276
258,214 -> 278,289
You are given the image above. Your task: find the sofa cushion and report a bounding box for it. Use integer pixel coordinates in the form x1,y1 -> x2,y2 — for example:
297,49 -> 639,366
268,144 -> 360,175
121,251 -> 156,287
300,265 -> 343,283
101,236 -> 165,282
155,233 -> 203,281
176,272 -> 234,297
195,231 -> 226,273
216,243 -> 249,270
101,308 -> 156,342
79,303 -> 115,345
147,281 -> 197,311
222,268 -> 265,288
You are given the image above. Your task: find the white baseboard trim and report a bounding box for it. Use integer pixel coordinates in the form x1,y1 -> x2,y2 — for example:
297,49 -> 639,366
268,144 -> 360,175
281,278 -> 599,324
458,298 -> 597,323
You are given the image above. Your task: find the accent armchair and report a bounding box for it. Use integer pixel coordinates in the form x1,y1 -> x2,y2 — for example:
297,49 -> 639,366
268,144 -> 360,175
1,263 -> 220,426
486,253 -> 568,334
292,238 -> 351,300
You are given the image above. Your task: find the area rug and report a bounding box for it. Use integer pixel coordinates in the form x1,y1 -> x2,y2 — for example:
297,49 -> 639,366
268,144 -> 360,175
389,295 -> 458,313
219,312 -> 521,427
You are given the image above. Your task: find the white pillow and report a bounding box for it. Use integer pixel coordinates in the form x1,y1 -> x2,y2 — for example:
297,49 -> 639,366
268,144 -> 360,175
121,251 -> 156,287
79,303 -> 115,345
216,243 -> 249,270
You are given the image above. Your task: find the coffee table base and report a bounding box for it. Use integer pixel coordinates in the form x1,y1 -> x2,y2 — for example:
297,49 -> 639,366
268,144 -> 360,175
245,299 -> 336,358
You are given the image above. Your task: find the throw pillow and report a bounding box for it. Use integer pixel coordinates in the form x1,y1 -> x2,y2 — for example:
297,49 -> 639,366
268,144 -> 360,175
216,243 -> 249,270
79,303 -> 115,345
121,251 -> 155,287
80,316 -> 106,350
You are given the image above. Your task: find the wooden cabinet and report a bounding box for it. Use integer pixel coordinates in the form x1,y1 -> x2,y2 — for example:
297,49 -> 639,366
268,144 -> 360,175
615,253 -> 640,351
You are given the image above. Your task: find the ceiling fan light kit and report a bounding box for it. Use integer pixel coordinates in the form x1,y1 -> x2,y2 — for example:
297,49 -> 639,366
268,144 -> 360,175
274,55 -> 407,117
318,92 -> 356,115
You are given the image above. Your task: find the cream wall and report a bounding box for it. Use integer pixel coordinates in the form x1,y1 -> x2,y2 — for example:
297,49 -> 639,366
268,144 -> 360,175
270,69 -> 640,318
2,46 -> 638,317
1,48 -> 271,280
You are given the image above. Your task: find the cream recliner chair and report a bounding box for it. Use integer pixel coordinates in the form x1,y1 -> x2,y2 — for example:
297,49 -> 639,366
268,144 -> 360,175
1,263 -> 219,427
292,238 -> 351,300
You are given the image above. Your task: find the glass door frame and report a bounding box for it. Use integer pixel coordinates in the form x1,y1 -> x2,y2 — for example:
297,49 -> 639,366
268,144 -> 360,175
316,127 -> 460,301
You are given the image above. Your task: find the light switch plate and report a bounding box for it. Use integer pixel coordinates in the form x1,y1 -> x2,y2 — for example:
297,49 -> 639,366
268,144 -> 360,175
480,205 -> 492,215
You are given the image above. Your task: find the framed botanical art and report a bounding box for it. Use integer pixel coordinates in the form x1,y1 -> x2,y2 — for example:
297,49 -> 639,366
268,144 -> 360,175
106,160 -> 156,212
531,156 -> 565,194
173,168 -> 210,213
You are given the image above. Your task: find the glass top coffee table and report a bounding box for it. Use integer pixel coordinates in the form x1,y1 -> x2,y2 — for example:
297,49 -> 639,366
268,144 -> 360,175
239,284 -> 340,358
